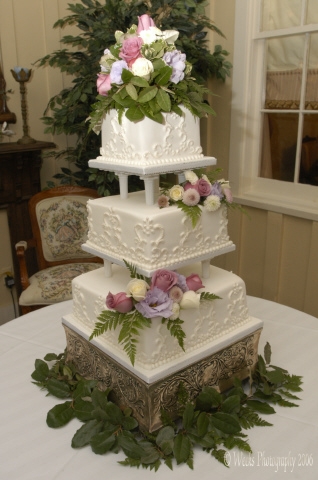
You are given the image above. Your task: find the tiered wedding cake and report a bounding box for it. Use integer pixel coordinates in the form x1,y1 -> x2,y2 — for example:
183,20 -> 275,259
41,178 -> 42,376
62,15 -> 262,432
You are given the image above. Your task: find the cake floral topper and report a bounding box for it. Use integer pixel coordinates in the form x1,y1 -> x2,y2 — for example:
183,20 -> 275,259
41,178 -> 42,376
89,261 -> 220,365
89,14 -> 215,132
159,168 -> 235,228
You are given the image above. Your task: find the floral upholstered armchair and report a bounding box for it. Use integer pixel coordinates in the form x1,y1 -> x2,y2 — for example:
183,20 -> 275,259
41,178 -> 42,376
15,186 -> 102,314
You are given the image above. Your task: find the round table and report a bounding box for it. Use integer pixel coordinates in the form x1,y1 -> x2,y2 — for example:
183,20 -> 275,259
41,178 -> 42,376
0,297 -> 317,479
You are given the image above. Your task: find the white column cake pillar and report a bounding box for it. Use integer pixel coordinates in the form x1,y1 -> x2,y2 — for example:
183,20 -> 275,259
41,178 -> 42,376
140,175 -> 160,205
201,259 -> 211,279
103,259 -> 113,277
116,173 -> 129,199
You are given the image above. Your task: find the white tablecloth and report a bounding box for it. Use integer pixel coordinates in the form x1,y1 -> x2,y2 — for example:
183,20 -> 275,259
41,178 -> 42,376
0,297 -> 317,480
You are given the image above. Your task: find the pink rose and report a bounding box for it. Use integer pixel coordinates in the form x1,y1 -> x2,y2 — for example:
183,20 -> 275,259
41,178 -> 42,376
106,291 -> 133,313
197,178 -> 212,197
137,14 -> 156,33
223,187 -> 233,203
151,269 -> 179,292
97,74 -> 112,96
186,274 -> 205,292
184,181 -> 199,192
119,37 -> 143,67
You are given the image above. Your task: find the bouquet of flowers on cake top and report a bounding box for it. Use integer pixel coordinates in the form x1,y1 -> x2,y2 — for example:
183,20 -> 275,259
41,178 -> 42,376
89,14 -> 215,132
158,169 -> 233,227
90,261 -> 219,365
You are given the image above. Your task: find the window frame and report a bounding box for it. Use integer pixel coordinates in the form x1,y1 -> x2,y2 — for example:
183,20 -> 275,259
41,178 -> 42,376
229,0 -> 318,221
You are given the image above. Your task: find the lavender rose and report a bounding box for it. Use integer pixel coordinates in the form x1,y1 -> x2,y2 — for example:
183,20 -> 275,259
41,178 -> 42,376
135,287 -> 173,319
106,291 -> 133,313
186,274 -> 205,292
96,74 -> 112,96
151,269 -> 179,292
137,14 -> 156,33
119,36 -> 143,67
163,50 -> 186,84
110,60 -> 128,84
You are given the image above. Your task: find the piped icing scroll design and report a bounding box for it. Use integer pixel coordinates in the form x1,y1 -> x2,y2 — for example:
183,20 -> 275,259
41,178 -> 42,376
134,218 -> 168,264
225,283 -> 249,327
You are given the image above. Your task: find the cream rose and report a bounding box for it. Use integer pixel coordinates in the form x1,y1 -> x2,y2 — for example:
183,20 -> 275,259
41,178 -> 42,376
184,170 -> 198,185
131,57 -> 154,79
169,184 -> 184,201
169,302 -> 180,320
126,278 -> 149,301
180,290 -> 201,309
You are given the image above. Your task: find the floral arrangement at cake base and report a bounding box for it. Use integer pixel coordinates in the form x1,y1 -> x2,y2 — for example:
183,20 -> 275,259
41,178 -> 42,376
89,14 -> 215,131
159,168 -> 237,227
89,261 -> 220,365
31,343 -> 302,471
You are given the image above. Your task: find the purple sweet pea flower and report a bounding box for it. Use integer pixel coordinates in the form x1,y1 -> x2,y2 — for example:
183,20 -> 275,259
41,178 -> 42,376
175,272 -> 189,292
110,60 -> 128,84
211,181 -> 224,199
135,287 -> 173,318
163,50 -> 186,84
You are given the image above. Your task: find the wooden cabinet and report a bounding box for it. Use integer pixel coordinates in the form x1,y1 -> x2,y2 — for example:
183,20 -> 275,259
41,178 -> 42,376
0,141 -> 55,300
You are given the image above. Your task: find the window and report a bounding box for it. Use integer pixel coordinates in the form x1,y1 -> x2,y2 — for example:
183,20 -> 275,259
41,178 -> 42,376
229,0 -> 318,220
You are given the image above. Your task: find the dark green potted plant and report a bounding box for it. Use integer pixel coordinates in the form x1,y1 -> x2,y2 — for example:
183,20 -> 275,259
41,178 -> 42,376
38,0 -> 231,196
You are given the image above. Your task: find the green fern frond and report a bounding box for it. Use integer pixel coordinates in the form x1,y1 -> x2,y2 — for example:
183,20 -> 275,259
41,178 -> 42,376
89,310 -> 123,340
211,448 -> 229,467
175,201 -> 202,228
117,310 -> 151,365
165,318 -> 186,351
239,407 -> 273,429
123,259 -> 148,281
223,436 -> 252,453
200,292 -> 221,301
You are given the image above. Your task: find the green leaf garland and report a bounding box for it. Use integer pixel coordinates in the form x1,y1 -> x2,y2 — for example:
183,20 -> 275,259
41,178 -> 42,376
31,344 -> 302,471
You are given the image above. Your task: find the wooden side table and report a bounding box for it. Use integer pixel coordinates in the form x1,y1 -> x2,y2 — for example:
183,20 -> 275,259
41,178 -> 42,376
0,141 -> 55,303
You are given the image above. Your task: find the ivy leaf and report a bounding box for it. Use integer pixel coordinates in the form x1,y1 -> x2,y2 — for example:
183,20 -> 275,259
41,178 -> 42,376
137,86 -> 158,103
221,395 -> 241,414
173,433 -> 192,465
46,378 -> 71,399
156,88 -> 171,112
117,431 -> 145,459
72,419 -> 104,448
182,403 -> 195,430
121,68 -> 133,83
31,359 -> 49,382
264,342 -> 272,364
90,431 -> 116,455
195,386 -> 222,411
210,412 -> 241,434
126,82 -> 138,101
155,66 -> 173,86
156,426 -> 175,455
46,401 -> 75,428
125,105 -> 145,122
130,76 -> 149,88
